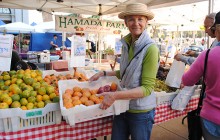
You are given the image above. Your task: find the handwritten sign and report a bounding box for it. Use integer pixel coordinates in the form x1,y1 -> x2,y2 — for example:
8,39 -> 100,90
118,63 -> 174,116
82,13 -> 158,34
115,38 -> 122,55
0,34 -> 14,71
55,16 -> 129,35
70,35 -> 86,67
0,35 -> 13,57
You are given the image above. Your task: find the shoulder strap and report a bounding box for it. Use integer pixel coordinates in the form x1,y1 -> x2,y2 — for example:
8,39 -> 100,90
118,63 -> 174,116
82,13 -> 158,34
197,49 -> 210,112
121,44 -> 151,79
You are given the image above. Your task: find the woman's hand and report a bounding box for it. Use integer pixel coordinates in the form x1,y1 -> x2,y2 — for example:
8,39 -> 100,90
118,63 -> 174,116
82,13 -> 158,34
98,92 -> 116,110
174,54 -> 182,61
89,71 -> 103,81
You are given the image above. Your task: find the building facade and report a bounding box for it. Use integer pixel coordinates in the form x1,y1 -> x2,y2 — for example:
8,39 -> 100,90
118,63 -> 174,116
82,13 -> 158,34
0,8 -> 29,24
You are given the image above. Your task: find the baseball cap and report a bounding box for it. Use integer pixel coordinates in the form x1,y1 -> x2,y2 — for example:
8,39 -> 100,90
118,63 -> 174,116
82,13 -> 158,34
211,11 -> 220,31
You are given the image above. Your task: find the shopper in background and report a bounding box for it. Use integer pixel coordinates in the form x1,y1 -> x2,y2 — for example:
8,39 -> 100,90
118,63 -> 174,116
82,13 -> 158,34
174,12 -> 217,65
89,3 -> 159,140
182,11 -> 220,140
86,40 -> 96,53
50,34 -> 59,51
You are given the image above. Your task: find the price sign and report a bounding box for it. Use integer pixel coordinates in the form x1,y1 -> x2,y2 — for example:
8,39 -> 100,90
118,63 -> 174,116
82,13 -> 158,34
70,35 -> 86,67
0,34 -> 14,71
115,38 -> 122,55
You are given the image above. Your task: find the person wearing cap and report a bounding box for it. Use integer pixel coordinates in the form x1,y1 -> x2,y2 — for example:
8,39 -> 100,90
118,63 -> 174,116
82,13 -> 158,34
89,3 -> 159,140
174,12 -> 218,65
182,11 -> 220,140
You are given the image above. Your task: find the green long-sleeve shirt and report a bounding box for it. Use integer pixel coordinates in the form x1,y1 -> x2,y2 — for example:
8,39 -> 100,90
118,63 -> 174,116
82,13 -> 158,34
116,39 -> 159,97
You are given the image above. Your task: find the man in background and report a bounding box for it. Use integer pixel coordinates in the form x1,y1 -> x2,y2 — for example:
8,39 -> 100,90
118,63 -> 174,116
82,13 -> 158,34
50,34 -> 58,51
174,12 -> 217,65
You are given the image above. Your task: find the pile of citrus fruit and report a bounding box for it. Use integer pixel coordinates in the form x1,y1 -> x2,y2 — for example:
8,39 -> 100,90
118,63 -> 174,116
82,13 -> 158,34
62,82 -> 118,109
0,69 -> 59,110
44,71 -> 88,95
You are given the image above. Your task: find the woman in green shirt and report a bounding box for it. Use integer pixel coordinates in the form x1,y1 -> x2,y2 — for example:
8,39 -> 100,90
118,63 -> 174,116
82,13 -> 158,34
89,3 -> 159,140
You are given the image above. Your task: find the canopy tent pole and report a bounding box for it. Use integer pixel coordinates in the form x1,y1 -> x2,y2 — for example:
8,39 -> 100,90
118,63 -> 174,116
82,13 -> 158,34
207,0 -> 214,48
62,31 -> 66,49
18,32 -> 21,54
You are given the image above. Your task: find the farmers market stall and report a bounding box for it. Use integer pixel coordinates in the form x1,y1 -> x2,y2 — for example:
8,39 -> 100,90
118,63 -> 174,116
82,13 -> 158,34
0,94 -> 199,140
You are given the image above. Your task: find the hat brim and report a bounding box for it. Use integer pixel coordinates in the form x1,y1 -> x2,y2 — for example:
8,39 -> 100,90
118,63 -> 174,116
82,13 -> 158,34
118,11 -> 154,20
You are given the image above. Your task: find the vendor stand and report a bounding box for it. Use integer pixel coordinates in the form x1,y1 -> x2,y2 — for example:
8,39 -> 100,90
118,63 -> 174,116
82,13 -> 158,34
0,95 -> 199,140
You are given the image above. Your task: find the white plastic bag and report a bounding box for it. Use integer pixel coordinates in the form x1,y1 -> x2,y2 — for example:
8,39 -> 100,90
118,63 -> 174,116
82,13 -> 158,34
165,60 -> 185,88
171,85 -> 198,111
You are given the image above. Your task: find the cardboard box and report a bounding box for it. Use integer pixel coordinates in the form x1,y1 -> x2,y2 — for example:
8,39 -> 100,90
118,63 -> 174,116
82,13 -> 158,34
39,53 -> 50,63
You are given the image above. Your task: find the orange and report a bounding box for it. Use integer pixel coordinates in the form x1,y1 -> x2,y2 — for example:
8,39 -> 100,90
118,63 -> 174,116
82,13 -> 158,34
42,95 -> 50,101
73,86 -> 82,92
110,82 -> 118,91
28,96 -> 36,103
20,106 -> 27,110
11,78 -> 17,84
49,93 -> 57,100
4,80 -> 11,86
84,100 -> 94,106
36,76 -> 43,82
63,93 -> 72,99
0,93 -> 9,102
73,91 -> 82,97
3,96 -> 12,105
90,89 -> 98,95
20,98 -> 28,106
64,102 -> 73,109
35,70 -> 42,76
79,96 -> 88,104
10,101 -> 21,108
38,87 -> 46,95
89,94 -> 99,102
37,101 -> 45,108
30,71 -> 37,78
82,91 -> 91,98
81,88 -> 90,93
36,95 -> 43,102
11,94 -> 20,101
72,99 -> 82,106
72,96 -> 80,101
26,102 -> 34,110
63,98 -> 72,104
65,89 -> 73,95
46,86 -> 55,94
3,75 -> 10,81
0,102 -> 9,109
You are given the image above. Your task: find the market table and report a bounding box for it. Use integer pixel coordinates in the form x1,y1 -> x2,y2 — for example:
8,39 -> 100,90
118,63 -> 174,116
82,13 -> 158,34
0,96 -> 199,140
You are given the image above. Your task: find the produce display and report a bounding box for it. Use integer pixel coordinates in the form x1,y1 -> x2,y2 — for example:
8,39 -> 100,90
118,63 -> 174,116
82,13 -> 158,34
154,79 -> 177,93
43,71 -> 88,95
62,82 -> 117,109
0,69 -> 59,110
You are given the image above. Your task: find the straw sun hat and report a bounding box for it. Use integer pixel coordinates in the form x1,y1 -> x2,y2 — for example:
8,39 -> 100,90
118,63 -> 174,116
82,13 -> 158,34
118,3 -> 154,20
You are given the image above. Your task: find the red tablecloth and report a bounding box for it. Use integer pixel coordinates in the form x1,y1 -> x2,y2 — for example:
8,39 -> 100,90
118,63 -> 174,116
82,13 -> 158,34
0,97 -> 199,140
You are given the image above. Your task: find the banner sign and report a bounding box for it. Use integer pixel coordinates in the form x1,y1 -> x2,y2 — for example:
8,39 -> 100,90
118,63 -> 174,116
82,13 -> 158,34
0,34 -> 14,71
55,16 -> 128,34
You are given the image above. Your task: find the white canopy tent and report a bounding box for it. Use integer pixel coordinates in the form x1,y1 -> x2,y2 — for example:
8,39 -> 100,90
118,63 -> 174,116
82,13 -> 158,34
34,21 -> 56,33
0,0 -> 206,16
0,22 -> 35,53
0,22 -> 35,33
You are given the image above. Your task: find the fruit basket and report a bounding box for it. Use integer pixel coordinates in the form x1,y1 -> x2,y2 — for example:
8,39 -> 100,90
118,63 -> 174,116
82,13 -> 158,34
0,103 -> 61,132
58,76 -> 129,126
155,88 -> 201,105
